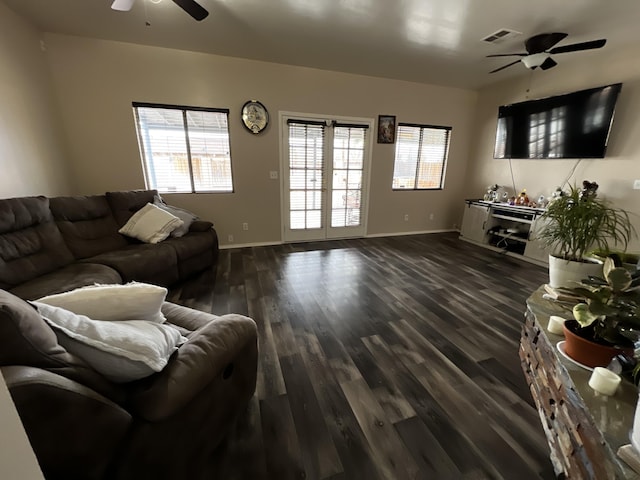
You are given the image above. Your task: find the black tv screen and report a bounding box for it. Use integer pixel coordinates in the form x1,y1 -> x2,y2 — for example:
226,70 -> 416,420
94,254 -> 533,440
494,83 -> 622,159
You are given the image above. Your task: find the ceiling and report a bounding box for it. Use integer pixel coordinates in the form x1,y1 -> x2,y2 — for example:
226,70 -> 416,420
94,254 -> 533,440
4,0 -> 640,90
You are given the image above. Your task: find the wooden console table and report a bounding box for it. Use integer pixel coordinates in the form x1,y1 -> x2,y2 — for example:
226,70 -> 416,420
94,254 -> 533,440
520,287 -> 638,479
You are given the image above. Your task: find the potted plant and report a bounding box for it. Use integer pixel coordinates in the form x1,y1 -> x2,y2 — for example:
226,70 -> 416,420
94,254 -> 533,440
559,256 -> 640,368
537,181 -> 635,288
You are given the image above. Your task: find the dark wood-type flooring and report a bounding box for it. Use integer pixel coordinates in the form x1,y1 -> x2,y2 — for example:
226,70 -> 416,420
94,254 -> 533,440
168,232 -> 555,480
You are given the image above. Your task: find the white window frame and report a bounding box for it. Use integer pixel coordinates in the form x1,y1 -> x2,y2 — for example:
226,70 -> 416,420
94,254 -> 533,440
133,102 -> 234,194
392,123 -> 452,190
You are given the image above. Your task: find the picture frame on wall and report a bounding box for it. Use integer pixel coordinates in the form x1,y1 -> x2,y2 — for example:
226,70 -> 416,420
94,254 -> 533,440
377,115 -> 396,144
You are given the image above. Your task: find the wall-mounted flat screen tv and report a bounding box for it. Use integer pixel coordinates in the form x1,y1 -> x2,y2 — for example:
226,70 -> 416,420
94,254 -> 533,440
494,83 -> 622,159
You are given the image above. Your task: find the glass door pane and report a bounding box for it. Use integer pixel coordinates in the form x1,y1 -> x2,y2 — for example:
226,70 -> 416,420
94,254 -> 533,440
287,122 -> 325,236
329,126 -> 366,231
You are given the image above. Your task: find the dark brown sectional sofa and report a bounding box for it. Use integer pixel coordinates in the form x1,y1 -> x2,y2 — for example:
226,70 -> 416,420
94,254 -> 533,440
0,190 -> 259,479
0,189 -> 219,300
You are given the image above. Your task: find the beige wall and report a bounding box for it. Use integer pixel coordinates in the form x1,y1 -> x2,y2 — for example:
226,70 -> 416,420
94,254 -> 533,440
0,3 -> 71,198
466,46 -> 640,251
41,34 -> 477,246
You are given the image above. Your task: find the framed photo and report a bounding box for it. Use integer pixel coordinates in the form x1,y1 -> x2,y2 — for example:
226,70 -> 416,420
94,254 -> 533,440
377,115 -> 396,144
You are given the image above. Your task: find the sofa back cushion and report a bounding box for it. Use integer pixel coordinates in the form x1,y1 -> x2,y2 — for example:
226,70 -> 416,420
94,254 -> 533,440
106,190 -> 158,228
49,195 -> 128,259
0,197 -> 74,290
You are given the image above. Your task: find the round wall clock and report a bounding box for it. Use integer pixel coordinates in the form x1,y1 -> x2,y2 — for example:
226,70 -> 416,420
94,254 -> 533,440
241,100 -> 269,134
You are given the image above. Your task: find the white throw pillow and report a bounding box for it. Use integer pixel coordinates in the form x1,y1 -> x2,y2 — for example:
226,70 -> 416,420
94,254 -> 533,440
153,199 -> 198,238
37,282 -> 167,323
34,302 -> 187,383
119,203 -> 183,244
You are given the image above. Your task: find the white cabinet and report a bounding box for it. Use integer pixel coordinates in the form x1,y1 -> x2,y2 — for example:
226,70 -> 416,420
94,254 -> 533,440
524,217 -> 550,263
460,200 -> 548,266
460,202 -> 490,243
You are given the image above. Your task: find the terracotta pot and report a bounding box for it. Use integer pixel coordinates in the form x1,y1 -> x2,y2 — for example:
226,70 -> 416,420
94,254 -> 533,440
563,320 -> 634,368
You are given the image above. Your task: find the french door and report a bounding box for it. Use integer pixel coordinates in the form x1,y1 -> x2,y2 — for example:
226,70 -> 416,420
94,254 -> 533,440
281,113 -> 373,242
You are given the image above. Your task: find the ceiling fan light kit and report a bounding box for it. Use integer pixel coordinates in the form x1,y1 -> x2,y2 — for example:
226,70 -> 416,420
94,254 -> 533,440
111,0 -> 136,12
487,32 -> 607,74
522,53 -> 549,69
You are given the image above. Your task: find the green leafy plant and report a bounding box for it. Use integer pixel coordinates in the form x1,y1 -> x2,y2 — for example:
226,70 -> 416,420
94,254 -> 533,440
537,184 -> 635,262
566,257 -> 640,346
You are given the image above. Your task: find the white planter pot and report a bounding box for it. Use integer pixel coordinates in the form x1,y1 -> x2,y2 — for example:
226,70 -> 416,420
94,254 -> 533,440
633,395 -> 640,454
548,255 -> 603,288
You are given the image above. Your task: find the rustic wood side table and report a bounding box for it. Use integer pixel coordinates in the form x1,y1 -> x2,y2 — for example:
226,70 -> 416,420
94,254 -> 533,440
520,287 -> 638,479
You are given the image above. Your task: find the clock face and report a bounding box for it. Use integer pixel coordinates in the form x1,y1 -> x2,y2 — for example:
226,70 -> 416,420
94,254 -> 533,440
241,100 -> 269,134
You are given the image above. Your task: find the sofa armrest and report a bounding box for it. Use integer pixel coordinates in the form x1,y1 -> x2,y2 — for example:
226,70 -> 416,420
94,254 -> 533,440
128,313 -> 257,422
2,365 -> 132,480
188,220 -> 213,232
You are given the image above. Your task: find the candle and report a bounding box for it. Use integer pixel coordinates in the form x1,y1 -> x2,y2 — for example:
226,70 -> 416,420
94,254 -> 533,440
588,367 -> 621,396
547,315 -> 566,335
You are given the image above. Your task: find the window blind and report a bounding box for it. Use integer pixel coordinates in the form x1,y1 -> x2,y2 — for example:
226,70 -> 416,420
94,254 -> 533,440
331,125 -> 366,227
393,124 -> 451,190
133,104 -> 233,193
288,121 -> 325,229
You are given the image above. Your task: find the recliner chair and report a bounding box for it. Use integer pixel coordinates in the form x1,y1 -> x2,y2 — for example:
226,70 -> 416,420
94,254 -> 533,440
0,289 -> 258,480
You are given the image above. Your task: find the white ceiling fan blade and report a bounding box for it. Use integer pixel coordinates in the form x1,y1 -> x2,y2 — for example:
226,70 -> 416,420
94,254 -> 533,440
111,0 -> 136,12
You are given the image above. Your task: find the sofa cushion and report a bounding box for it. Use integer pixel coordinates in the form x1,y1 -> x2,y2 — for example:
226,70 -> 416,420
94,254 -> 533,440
0,197 -> 74,290
106,190 -> 158,228
34,302 -> 187,383
49,195 -> 128,258
153,197 -> 198,238
37,282 -> 167,323
119,203 -> 183,244
8,263 -> 122,301
81,243 -> 179,286
0,290 -> 121,400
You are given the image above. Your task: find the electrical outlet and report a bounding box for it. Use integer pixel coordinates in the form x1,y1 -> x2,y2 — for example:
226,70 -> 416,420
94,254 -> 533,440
404,214 -> 409,221
228,234 -> 234,243
242,222 -> 249,231
269,171 -> 278,180
429,213 -> 434,221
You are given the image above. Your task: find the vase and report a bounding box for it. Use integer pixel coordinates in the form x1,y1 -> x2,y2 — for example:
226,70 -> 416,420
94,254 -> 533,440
562,320 -> 634,368
633,395 -> 640,454
548,255 -> 603,289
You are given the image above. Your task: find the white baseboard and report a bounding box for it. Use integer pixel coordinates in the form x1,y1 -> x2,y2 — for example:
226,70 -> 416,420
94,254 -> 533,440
365,229 -> 457,238
219,240 -> 284,250
219,229 -> 457,249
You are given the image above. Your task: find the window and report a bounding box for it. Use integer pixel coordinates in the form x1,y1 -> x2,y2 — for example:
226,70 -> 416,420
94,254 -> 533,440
392,123 -> 451,190
133,103 -> 233,193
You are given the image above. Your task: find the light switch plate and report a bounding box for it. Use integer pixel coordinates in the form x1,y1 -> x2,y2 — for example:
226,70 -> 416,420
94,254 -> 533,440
634,179 -> 640,190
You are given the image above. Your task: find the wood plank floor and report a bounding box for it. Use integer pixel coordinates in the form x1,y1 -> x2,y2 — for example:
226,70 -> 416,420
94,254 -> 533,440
168,232 -> 555,480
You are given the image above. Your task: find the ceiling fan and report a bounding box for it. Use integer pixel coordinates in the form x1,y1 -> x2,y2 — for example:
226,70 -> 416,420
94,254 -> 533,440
111,0 -> 209,21
487,32 -> 606,74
